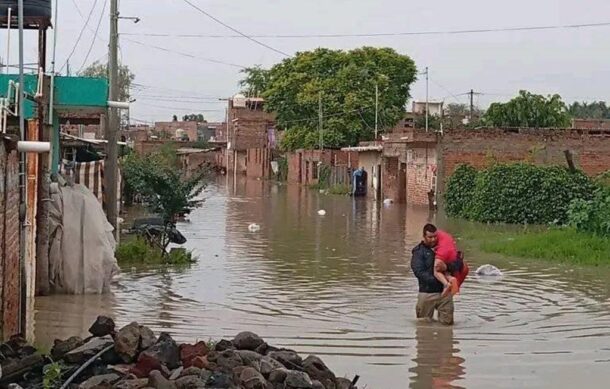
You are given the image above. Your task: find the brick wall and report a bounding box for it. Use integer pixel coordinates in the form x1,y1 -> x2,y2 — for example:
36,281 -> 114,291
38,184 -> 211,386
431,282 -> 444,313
287,152 -> 301,183
406,144 -> 437,206
441,128 -> 610,179
382,156 -> 400,201
1,138 -> 21,339
246,148 -> 271,179
437,128 -> 610,208
229,101 -> 275,151
154,121 -> 199,142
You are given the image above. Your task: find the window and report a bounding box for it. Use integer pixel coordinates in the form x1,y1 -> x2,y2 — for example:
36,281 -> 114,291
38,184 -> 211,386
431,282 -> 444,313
312,163 -> 319,179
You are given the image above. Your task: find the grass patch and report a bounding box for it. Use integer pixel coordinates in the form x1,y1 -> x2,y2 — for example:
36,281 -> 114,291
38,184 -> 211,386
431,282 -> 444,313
116,238 -> 197,265
477,228 -> 610,266
328,184 -> 350,195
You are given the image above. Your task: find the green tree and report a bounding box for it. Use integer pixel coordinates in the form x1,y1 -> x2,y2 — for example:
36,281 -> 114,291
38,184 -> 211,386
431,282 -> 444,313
182,113 -> 205,122
122,145 -> 207,251
80,61 -> 135,102
482,90 -> 571,128
240,47 -> 417,150
239,65 -> 270,97
568,101 -> 610,119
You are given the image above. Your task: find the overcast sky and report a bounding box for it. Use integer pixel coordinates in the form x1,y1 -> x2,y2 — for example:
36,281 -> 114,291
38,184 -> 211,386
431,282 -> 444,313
3,0 -> 610,123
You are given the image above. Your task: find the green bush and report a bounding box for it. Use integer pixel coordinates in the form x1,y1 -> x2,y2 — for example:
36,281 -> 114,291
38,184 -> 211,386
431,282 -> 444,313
445,163 -> 596,224
116,238 -> 197,265
568,186 -> 610,236
444,164 -> 477,218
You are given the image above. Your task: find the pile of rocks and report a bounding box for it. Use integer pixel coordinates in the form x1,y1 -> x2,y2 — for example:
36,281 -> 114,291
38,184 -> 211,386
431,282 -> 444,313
1,316 -> 358,389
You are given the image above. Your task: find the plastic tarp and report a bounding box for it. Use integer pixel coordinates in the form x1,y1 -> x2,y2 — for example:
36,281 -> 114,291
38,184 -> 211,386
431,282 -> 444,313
48,182 -> 119,294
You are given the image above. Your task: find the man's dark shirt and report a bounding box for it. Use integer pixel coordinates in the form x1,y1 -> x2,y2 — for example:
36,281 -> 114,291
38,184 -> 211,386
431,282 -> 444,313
411,242 -> 461,293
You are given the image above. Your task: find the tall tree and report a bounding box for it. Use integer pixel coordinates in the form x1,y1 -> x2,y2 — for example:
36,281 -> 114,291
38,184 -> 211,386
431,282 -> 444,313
482,90 -> 571,128
182,114 -> 205,122
568,101 -> 610,119
80,61 -> 135,102
238,65 -> 270,97
240,47 -> 417,150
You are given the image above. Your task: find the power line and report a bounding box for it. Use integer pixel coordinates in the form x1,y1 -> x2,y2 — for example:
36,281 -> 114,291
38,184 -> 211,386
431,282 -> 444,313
78,0 -> 109,73
121,20 -> 610,39
122,37 -> 246,68
180,0 -> 290,57
61,0 -> 100,73
136,102 -> 224,112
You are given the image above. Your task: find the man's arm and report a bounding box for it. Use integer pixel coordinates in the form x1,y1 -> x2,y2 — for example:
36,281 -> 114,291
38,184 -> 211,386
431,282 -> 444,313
411,249 -> 437,284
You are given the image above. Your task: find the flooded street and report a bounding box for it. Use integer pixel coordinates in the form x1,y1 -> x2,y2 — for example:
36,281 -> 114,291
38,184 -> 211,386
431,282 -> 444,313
34,179 -> 610,388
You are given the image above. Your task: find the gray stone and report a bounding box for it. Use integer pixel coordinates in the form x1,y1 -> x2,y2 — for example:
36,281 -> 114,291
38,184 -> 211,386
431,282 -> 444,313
214,339 -> 235,352
335,378 -> 353,389
215,349 -> 243,373
259,356 -> 285,377
237,350 -> 263,366
311,380 -> 325,389
64,336 -> 114,364
115,379 -> 149,389
140,325 -> 157,350
115,322 -> 142,363
148,370 -> 177,389
51,336 -> 84,360
170,367 -> 184,380
140,333 -> 181,370
268,368 -> 289,385
78,373 -> 120,389
89,316 -> 116,337
179,366 -> 202,377
205,372 -> 235,388
232,332 -> 264,351
239,367 -> 269,389
174,375 -> 206,389
268,350 -> 303,369
303,355 -> 336,389
285,371 -> 313,388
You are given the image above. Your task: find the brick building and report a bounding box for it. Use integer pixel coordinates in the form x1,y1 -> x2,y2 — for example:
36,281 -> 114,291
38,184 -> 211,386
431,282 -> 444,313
224,96 -> 276,179
154,121 -> 199,142
287,149 -> 359,186
341,143 -> 383,198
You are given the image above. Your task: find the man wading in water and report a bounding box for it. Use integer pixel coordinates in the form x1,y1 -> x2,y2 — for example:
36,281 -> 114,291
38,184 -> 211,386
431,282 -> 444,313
411,224 -> 467,325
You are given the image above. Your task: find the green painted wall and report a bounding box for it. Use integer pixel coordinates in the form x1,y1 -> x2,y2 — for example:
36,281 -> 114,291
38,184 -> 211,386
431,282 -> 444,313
0,74 -> 108,116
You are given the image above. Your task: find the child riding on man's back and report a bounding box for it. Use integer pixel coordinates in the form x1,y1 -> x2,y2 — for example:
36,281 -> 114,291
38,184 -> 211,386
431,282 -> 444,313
433,229 -> 464,297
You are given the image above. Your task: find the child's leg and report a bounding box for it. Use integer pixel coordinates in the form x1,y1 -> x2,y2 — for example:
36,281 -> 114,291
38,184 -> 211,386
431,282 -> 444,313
434,259 -> 450,287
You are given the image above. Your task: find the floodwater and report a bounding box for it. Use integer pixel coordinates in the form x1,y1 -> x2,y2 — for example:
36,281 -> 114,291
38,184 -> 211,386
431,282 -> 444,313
34,178 -> 610,388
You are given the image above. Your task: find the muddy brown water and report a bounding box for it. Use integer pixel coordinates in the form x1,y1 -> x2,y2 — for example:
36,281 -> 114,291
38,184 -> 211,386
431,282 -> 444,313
34,178 -> 610,388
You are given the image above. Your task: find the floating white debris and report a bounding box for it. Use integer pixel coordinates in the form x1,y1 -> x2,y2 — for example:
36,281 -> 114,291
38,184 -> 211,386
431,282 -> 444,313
318,210 -> 327,216
248,223 -> 261,232
475,264 -> 503,276
383,199 -> 394,206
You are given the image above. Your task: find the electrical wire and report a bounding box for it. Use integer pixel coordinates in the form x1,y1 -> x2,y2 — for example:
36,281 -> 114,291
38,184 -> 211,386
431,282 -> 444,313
78,0 -> 109,73
61,0 -> 100,73
180,0 -> 290,57
122,37 -> 246,68
121,21 -> 610,39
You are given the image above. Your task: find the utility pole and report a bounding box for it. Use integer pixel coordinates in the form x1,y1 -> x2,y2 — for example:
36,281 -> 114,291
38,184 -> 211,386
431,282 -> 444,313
375,83 -> 379,141
425,67 -> 429,132
467,89 -> 482,121
469,89 -> 474,121
106,0 -> 119,230
318,92 -> 323,150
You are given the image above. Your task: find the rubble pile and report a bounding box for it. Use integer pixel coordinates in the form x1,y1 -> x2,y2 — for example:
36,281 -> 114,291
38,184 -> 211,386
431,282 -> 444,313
0,316 -> 359,389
